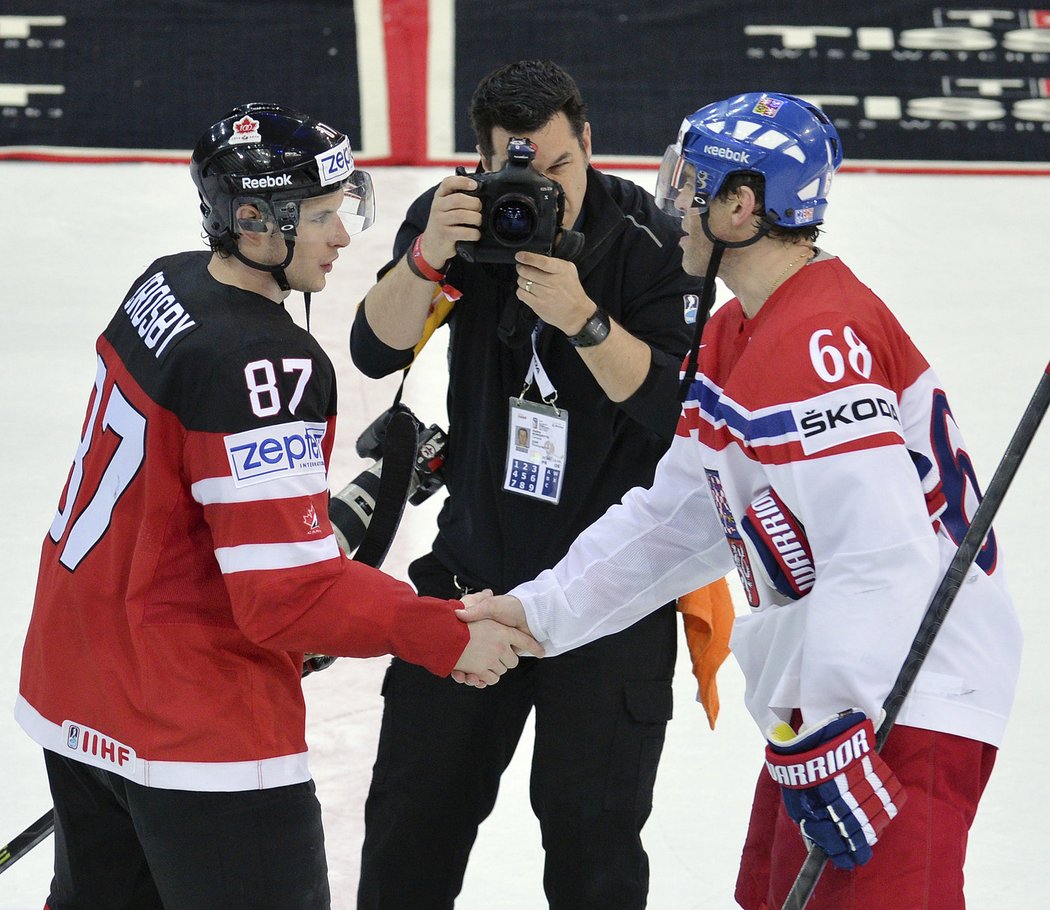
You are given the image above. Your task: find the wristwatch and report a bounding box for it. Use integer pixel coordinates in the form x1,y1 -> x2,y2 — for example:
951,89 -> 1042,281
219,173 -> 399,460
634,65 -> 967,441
567,307 -> 611,348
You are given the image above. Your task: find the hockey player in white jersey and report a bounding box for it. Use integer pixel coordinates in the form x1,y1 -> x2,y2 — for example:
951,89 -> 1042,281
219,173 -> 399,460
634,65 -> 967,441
456,92 -> 1023,909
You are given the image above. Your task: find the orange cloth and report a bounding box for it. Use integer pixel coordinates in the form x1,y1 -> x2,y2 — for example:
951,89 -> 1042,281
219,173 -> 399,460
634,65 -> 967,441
677,576 -> 735,729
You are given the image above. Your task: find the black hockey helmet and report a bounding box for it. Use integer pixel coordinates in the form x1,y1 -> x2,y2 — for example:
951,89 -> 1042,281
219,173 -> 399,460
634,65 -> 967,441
190,102 -> 374,288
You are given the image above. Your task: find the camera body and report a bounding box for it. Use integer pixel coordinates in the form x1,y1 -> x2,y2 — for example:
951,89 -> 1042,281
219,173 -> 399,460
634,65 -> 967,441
455,138 -> 566,264
354,407 -> 448,507
328,406 -> 448,556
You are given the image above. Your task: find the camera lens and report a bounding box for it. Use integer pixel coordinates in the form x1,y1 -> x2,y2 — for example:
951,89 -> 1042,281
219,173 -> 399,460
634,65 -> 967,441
490,194 -> 538,246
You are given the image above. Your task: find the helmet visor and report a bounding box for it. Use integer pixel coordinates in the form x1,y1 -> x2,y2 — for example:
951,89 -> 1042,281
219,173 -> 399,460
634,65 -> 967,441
654,146 -> 706,220
339,169 -> 375,236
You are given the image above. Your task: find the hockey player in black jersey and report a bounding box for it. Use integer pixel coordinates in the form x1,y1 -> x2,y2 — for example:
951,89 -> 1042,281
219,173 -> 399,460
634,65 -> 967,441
19,103 -> 540,910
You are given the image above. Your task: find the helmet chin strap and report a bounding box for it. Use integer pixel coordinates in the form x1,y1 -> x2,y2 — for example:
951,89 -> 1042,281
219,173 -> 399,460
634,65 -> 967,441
699,209 -> 776,249
677,209 -> 777,402
677,208 -> 790,401
231,235 -> 296,292
678,233 -> 724,402
230,237 -> 315,331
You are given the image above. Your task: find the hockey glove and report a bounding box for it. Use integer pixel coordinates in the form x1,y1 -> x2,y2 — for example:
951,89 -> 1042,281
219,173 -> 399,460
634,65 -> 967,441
302,654 -> 337,677
764,710 -> 906,871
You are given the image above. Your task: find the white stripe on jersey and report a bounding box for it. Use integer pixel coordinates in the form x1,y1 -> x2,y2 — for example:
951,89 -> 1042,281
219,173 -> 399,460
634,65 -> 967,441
15,696 -> 311,791
215,536 -> 340,573
191,472 -> 328,505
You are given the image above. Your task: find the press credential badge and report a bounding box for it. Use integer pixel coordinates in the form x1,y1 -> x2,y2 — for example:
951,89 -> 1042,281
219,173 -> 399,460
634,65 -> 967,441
503,398 -> 568,504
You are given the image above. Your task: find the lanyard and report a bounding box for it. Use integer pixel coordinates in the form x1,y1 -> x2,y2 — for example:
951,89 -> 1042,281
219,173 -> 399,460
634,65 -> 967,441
521,321 -> 559,407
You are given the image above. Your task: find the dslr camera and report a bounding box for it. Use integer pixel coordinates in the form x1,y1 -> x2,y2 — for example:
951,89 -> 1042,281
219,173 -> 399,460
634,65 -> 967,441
455,137 -> 582,264
328,405 -> 448,556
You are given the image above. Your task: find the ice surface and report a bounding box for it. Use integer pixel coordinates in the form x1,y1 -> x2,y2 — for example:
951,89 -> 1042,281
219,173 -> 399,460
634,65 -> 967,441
1,161 -> 1046,908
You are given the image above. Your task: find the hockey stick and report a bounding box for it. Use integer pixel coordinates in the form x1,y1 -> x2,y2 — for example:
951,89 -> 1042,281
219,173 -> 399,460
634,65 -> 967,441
781,359 -> 1050,910
0,809 -> 54,875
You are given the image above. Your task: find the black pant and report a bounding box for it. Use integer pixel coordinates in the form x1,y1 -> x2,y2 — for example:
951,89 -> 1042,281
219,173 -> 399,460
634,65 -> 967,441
357,552 -> 677,910
43,750 -> 330,910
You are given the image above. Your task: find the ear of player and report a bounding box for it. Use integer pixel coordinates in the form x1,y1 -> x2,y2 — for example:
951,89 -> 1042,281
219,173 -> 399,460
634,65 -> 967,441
764,710 -> 906,870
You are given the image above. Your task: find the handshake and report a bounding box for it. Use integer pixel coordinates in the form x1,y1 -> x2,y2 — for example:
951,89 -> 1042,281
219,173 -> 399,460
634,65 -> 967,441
452,592 -> 538,688
302,592 -> 539,684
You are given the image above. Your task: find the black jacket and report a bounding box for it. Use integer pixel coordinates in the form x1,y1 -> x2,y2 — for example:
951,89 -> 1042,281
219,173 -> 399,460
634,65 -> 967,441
351,167 -> 701,590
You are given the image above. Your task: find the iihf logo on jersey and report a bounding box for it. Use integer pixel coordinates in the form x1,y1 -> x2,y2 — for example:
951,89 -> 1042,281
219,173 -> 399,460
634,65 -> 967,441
683,294 -> 699,325
62,720 -> 135,770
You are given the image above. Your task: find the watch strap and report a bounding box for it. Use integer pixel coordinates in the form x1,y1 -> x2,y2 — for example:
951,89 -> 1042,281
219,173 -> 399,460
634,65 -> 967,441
568,307 -> 611,348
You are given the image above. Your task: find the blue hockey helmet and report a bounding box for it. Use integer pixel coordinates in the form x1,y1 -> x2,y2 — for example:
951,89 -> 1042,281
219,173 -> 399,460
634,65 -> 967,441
655,92 -> 842,229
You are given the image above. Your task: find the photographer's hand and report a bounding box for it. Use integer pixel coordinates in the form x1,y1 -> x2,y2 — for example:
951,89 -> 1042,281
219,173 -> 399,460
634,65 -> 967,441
363,174 -> 483,351
419,174 -> 484,267
513,250 -> 594,335
515,251 -> 654,402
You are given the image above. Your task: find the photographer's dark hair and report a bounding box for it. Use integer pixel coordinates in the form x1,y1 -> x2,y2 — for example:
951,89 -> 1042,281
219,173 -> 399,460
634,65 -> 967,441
718,173 -> 823,244
470,60 -> 587,162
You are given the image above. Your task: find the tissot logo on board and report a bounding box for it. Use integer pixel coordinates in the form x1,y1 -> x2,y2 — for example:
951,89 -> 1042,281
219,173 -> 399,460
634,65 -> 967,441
1,15 -> 66,122
0,15 -> 66,41
743,8 -> 1050,140
0,84 -> 64,107
745,10 -> 1050,55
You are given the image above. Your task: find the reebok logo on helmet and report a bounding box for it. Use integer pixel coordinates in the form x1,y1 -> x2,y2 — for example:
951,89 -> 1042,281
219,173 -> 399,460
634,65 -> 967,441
703,145 -> 752,164
241,174 -> 293,190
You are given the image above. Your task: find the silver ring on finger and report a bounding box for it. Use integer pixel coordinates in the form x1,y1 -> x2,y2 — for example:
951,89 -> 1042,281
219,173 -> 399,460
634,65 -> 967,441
524,279 -> 533,294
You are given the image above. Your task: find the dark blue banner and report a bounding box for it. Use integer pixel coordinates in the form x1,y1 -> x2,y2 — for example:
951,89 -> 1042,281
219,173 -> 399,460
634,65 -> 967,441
452,1 -> 1050,164
0,1 -> 361,153
3,2 -> 1048,164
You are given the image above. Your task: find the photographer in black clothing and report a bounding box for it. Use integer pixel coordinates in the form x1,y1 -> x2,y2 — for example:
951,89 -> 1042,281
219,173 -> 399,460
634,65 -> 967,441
350,60 -> 705,909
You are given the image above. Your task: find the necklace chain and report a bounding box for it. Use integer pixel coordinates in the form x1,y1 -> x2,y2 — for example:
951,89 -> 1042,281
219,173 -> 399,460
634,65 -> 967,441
765,247 -> 814,303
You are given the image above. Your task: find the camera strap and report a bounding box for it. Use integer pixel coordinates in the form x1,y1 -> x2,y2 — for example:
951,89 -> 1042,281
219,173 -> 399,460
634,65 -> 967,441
350,405 -> 420,569
304,405 -> 419,678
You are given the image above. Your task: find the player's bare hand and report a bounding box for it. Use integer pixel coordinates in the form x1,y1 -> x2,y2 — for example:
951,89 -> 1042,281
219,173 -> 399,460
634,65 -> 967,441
456,593 -> 534,641
419,174 -> 483,266
514,251 -> 594,335
451,602 -> 544,688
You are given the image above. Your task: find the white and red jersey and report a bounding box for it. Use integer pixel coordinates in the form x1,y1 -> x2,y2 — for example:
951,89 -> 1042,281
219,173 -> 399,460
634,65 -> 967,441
17,251 -> 469,791
513,254 -> 1021,746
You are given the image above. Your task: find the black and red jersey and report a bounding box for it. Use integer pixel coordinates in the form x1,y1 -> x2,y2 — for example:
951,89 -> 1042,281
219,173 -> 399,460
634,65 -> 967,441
18,251 -> 468,791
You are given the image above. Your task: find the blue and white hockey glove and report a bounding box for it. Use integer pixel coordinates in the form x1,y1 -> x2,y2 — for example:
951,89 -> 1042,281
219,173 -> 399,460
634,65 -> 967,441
765,711 -> 906,870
